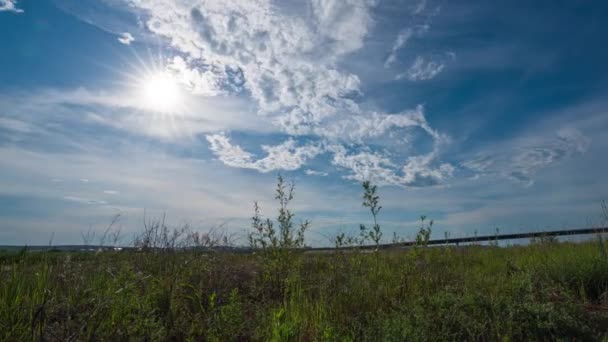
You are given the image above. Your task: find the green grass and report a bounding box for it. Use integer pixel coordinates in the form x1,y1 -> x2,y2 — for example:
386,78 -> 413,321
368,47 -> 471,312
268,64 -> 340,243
1,242 -> 608,341
2,178 -> 607,341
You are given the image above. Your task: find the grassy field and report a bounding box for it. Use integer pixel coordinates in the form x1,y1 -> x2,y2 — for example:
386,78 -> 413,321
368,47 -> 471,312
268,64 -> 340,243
3,242 -> 608,341
2,178 -> 608,341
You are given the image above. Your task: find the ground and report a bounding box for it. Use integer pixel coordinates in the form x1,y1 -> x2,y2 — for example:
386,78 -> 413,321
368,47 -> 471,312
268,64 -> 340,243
2,240 -> 608,341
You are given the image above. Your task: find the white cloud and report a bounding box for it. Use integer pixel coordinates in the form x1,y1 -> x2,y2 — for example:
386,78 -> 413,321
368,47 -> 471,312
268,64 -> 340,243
0,117 -> 33,133
305,169 -> 328,177
401,153 -> 455,187
205,133 -> 255,169
0,87 -> 276,142
0,143 -> 378,244
398,56 -> 445,81
4,84 -> 451,187
310,0 -> 375,56
507,129 -> 590,186
462,128 -> 591,186
116,0 -> 452,187
319,105 -> 444,143
384,0 -> 439,69
167,56 -> 229,96
329,144 -> 453,187
3,0 -> 451,188
63,196 -> 107,205
0,0 -> 23,13
206,133 -> 322,172
203,104 -> 452,186
384,29 -> 413,68
126,0 -> 368,130
329,146 -> 397,184
413,0 -> 427,15
117,32 -> 134,45
461,155 -> 494,173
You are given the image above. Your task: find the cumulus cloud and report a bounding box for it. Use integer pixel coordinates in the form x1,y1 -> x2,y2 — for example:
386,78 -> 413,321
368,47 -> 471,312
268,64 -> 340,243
206,133 -> 322,172
309,0 -> 375,56
398,56 -> 445,81
117,32 -> 134,45
204,105 -> 452,186
462,128 -> 590,186
330,145 -> 453,187
401,153 -> 455,187
127,0 -> 368,128
0,0 -> 23,13
167,56 -> 232,96
111,0 -> 452,187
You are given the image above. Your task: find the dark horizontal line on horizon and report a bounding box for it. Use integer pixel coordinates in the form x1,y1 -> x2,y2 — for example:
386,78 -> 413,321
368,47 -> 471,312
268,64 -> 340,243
1,227 -> 607,252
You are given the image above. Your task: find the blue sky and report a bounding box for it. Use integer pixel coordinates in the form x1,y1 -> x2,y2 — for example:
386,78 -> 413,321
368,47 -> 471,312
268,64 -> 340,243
1,0 -> 607,245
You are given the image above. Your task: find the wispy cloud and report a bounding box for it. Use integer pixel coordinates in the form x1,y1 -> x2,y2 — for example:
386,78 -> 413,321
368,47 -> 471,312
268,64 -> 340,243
0,117 -> 33,133
462,128 -> 591,186
0,87 -> 275,142
398,56 -> 445,81
0,143 -> 376,244
63,196 -> 107,206
0,0 -> 23,13
1,80 -> 450,188
384,0 -> 437,69
304,169 -> 328,177
507,129 -> 590,186
413,0 -> 428,15
384,29 -> 413,68
117,32 -> 134,45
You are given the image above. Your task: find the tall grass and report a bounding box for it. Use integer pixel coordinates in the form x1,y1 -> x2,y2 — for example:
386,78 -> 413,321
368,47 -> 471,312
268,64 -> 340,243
1,177 -> 607,340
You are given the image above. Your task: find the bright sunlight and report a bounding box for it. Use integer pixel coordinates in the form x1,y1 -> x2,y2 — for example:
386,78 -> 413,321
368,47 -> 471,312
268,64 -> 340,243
139,71 -> 181,112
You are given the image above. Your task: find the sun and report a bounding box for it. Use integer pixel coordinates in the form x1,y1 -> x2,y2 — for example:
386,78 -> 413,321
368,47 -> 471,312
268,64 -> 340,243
139,72 -> 181,112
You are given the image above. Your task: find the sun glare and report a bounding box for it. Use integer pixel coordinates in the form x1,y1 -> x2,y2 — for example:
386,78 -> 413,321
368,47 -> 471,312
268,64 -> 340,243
139,72 -> 181,112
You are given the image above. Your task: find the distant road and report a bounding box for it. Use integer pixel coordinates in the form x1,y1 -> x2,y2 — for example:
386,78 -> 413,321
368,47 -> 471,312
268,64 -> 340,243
2,227 -> 608,252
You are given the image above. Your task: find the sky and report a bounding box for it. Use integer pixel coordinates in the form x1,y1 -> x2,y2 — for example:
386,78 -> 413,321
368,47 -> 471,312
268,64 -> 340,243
1,0 -> 607,245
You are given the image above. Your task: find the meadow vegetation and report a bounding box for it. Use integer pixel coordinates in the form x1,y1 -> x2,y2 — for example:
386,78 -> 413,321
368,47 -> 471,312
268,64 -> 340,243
2,176 -> 608,341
